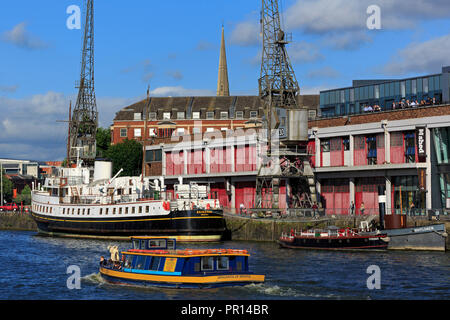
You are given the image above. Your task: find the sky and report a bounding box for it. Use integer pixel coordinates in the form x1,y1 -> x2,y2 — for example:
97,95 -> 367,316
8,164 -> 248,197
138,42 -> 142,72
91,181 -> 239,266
1,0 -> 450,161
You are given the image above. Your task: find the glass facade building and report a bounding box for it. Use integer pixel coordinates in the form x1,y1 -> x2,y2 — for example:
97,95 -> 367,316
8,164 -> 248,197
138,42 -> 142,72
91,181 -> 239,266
319,67 -> 450,117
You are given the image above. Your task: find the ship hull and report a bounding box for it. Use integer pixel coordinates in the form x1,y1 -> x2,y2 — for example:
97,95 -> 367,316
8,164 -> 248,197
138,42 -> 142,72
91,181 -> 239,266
31,209 -> 226,242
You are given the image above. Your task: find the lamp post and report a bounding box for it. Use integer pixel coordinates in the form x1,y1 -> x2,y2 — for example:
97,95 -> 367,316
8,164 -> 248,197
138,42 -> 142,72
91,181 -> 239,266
1,162 -> 3,206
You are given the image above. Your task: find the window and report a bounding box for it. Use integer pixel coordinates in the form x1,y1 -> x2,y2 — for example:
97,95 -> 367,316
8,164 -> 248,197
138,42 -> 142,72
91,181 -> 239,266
134,128 -> 142,137
350,89 -> 355,102
343,138 -> 350,151
163,112 -> 171,120
400,81 -> 406,98
134,113 -> 142,120
150,256 -> 161,270
412,79 -> 417,95
374,85 -> 380,99
250,111 -> 258,119
149,128 -> 157,137
220,111 -> 228,120
146,149 -> 162,162
366,136 -> 377,165
177,112 -> 185,120
423,78 -> 429,93
120,128 -> 127,137
321,140 -> 330,152
192,112 -> 200,120
206,112 -> 215,120
235,111 -> 244,119
149,112 -> 157,120
217,257 -> 229,270
193,127 -> 201,134
405,132 -> 416,163
134,256 -> 147,270
308,110 -> 317,120
201,257 -> 214,271
176,128 -> 185,136
206,128 -> 214,133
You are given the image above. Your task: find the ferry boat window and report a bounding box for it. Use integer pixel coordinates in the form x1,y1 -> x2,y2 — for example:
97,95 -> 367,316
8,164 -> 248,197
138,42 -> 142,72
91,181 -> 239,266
113,208 -> 116,215
119,208 -> 122,214
132,207 -> 135,214
201,257 -> 214,271
125,207 -> 128,214
100,208 -> 103,215
87,209 -> 90,215
146,206 -> 149,213
124,255 -> 133,268
105,208 -> 109,215
217,257 -> 229,270
139,206 -> 142,214
77,209 -> 80,215
148,239 -> 165,248
82,209 -> 85,215
167,239 -> 175,250
72,208 -> 75,215
150,256 -> 161,271
135,256 -> 147,270
62,208 -> 65,215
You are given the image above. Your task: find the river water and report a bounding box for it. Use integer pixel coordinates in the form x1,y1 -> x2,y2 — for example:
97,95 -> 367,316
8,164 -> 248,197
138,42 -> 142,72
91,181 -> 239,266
0,231 -> 448,300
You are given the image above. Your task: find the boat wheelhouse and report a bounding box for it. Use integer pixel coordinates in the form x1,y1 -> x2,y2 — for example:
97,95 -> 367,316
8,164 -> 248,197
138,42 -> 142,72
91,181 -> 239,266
99,237 -> 265,289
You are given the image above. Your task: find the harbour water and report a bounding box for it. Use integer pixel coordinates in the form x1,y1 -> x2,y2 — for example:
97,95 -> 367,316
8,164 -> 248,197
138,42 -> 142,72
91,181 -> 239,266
0,230 -> 448,300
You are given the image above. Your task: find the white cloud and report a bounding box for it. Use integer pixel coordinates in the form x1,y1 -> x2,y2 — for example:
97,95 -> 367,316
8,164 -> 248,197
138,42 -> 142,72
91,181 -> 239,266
383,33 -> 450,75
230,21 -> 261,47
1,22 -> 47,50
0,92 -> 140,161
289,42 -> 324,63
286,0 -> 450,33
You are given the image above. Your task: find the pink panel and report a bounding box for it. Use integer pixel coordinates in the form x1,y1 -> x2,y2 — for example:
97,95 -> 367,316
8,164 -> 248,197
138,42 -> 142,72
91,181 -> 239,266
390,147 -> 404,164
165,152 -> 174,176
354,149 -> 367,166
235,146 -> 245,172
377,147 -> 385,165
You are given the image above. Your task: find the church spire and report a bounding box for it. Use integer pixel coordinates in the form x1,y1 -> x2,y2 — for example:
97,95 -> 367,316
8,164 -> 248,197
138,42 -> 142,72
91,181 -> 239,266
217,25 -> 230,97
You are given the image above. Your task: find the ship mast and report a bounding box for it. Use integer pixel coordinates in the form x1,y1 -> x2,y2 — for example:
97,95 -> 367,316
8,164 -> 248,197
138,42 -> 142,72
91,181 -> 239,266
69,0 -> 98,167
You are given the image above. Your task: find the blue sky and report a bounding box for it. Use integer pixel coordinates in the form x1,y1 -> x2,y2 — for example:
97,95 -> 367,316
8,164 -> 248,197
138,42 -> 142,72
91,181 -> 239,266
1,0 -> 450,161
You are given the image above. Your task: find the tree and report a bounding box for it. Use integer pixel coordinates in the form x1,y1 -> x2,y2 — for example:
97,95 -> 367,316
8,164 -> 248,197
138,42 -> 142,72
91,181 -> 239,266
105,139 -> 142,177
14,185 -> 31,205
1,168 -> 13,203
96,127 -> 111,158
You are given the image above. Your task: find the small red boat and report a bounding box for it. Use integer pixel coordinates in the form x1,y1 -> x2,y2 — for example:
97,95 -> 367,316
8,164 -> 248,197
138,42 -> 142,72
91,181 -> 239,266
279,226 -> 389,251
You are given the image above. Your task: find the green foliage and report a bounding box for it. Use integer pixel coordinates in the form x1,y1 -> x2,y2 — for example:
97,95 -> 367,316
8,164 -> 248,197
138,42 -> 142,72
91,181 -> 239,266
14,185 -> 31,205
1,169 -> 13,203
96,127 -> 111,158
105,139 -> 143,177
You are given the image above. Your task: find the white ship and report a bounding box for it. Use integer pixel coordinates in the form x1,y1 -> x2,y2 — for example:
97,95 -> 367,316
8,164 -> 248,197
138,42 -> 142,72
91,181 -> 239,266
31,159 -> 226,242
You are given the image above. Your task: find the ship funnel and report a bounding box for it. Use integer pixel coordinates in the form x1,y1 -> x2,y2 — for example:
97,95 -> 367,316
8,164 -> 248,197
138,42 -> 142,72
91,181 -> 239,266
94,159 -> 113,182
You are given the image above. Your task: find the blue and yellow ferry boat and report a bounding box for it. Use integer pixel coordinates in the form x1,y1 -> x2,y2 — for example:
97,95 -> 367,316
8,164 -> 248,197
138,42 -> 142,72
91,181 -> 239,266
99,237 -> 265,289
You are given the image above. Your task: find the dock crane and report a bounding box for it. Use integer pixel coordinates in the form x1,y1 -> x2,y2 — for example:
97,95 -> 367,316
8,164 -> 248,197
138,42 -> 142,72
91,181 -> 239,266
254,0 -> 317,216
